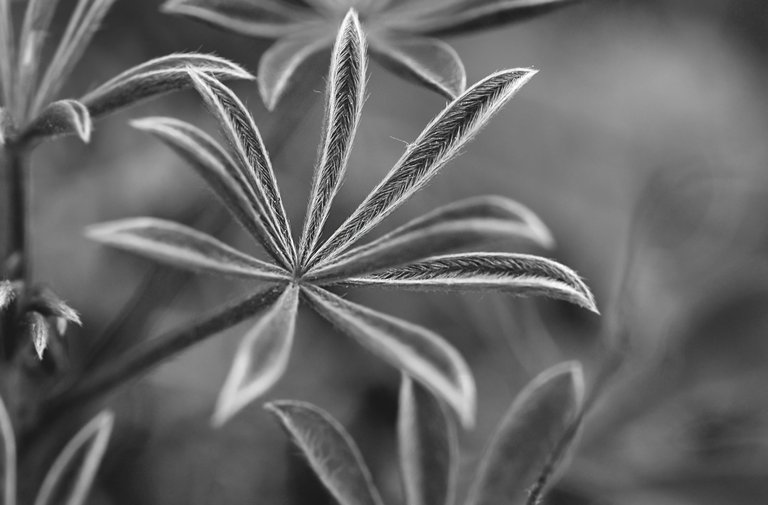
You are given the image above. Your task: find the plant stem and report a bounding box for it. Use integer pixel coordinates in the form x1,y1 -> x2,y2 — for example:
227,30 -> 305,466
2,146 -> 29,282
45,284 -> 285,416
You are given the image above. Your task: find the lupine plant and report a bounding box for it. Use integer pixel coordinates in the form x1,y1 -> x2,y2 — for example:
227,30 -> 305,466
0,0 -> 605,503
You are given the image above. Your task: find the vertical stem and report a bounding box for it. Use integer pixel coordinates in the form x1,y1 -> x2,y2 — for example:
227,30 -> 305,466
3,145 -> 29,283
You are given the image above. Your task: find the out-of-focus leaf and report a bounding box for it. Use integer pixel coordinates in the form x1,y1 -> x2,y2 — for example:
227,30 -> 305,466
26,311 -> 51,360
189,70 -> 295,262
258,25 -> 333,111
299,10 -> 366,262
308,195 -> 554,280
80,53 -> 253,118
212,284 -> 299,426
86,218 -> 290,281
0,393 -> 16,505
346,253 -> 597,313
0,280 -> 15,311
22,99 -> 92,143
466,362 -> 585,505
34,411 -> 114,505
398,376 -> 457,505
371,34 -> 466,99
312,68 -> 537,264
32,0 -> 117,113
162,0 -> 313,38
303,285 -> 476,427
0,107 -> 11,145
265,400 -> 385,505
390,0 -> 583,36
16,0 -> 62,114
131,117 -> 287,265
0,0 -> 16,107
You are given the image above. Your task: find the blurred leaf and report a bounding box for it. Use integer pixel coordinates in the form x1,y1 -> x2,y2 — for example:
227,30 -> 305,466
0,393 -> 16,505
466,362 -> 585,505
22,99 -> 92,144
303,285 -> 476,427
346,253 -> 597,312
309,195 -> 554,280
213,284 -> 299,426
81,53 -> 253,118
0,0 -> 15,107
371,34 -> 466,99
25,311 -> 51,360
398,376 -> 458,505
86,218 -> 290,281
312,68 -> 537,265
34,411 -> 114,505
266,400 -> 385,505
299,11 -> 366,261
16,0 -> 62,115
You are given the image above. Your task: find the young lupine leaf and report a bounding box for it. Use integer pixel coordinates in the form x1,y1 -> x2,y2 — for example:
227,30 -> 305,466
0,0 -> 15,107
26,288 -> 82,330
299,10 -> 366,262
212,284 -> 299,426
308,195 -> 554,281
390,0 -> 583,37
16,0 -> 62,115
80,53 -> 254,118
26,311 -> 51,360
346,253 -> 597,313
370,34 -> 466,99
130,117 -> 289,267
399,376 -> 458,505
0,394 -> 17,505
189,70 -> 295,262
32,0 -> 117,114
466,362 -> 584,505
34,411 -> 114,505
0,280 -> 15,311
22,99 -> 92,143
265,400 -> 385,505
162,0 -> 313,38
258,26 -> 334,111
311,68 -> 537,265
86,218 -> 290,282
303,286 -> 476,427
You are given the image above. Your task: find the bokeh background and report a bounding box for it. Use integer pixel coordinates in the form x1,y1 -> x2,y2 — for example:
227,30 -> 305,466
25,0 -> 768,504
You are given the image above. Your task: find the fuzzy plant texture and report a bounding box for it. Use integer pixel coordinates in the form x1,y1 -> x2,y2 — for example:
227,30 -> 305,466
84,10 -> 597,429
161,0 -> 584,109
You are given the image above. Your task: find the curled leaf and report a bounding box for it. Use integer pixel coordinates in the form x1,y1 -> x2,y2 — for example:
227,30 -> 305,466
466,362 -> 585,505
81,53 -> 253,118
312,68 -> 537,264
371,34 -> 466,99
345,253 -> 598,313
308,195 -> 553,280
213,284 -> 299,426
34,411 -> 114,505
0,393 -> 16,505
299,9 -> 367,262
266,400 -> 385,505
22,99 -> 92,144
399,376 -> 457,505
303,285 -> 476,427
26,311 -> 51,360
86,218 -> 290,282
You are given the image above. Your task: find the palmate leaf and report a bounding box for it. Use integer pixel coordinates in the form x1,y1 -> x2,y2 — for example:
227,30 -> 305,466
86,218 -> 290,282
389,0 -> 584,37
131,117 -> 288,265
399,376 -> 458,505
189,70 -> 295,263
16,0 -> 63,115
0,393 -> 17,505
311,68 -> 537,266
308,195 -> 554,280
345,253 -> 597,312
80,53 -> 254,118
303,285 -> 476,427
22,99 -> 92,144
466,362 -> 584,505
370,34 -> 466,99
162,0 -> 314,38
299,10 -> 367,263
213,284 -> 298,426
34,411 -> 114,505
266,400 -> 385,505
258,26 -> 334,111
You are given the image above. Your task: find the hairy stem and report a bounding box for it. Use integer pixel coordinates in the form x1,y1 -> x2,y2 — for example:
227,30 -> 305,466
46,284 -> 285,415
